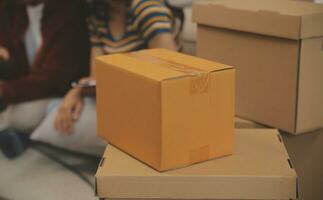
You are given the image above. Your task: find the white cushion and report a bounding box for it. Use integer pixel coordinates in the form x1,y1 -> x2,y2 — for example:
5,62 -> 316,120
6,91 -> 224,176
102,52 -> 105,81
181,7 -> 197,42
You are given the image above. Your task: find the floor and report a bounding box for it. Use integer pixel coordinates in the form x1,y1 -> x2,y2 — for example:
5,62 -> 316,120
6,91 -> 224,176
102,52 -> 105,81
1,120 -> 322,200
0,143 -> 100,200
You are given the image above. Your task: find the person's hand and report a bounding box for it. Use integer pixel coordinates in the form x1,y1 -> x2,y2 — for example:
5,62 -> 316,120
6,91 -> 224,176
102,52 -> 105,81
0,46 -> 10,61
54,88 -> 84,134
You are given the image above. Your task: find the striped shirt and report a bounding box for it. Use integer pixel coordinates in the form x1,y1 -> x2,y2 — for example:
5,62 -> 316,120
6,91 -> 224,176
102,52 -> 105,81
88,0 -> 174,54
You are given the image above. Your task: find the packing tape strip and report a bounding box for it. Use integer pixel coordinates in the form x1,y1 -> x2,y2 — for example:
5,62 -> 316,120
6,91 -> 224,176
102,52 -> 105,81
127,51 -> 207,75
190,74 -> 210,94
126,52 -> 210,94
189,145 -> 210,163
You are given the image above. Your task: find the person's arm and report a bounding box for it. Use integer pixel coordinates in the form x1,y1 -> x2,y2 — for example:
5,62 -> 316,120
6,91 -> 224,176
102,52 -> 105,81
0,0 -> 9,48
133,0 -> 178,51
90,47 -> 104,77
148,33 -> 177,51
0,47 -> 9,61
0,0 -> 90,105
54,87 -> 83,134
54,47 -> 100,134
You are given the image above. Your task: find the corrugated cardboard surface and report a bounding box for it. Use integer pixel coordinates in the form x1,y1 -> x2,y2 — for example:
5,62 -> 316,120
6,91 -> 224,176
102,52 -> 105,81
95,49 -> 235,171
296,37 -> 323,133
194,1 -> 323,134
281,128 -> 323,200
96,129 -> 297,200
235,117 -> 266,129
160,69 -> 235,170
196,26 -> 299,133
193,0 -> 323,39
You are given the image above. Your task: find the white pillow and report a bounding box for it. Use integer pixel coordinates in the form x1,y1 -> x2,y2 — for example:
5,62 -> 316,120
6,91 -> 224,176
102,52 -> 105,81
166,0 -> 192,8
31,98 -> 106,156
181,7 -> 197,42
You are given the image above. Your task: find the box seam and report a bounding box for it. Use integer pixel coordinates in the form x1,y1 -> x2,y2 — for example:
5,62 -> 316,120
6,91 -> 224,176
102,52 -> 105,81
294,38 -> 302,133
277,131 -> 297,200
94,176 -> 98,196
95,156 -> 106,196
99,157 -> 105,167
287,158 -> 294,169
159,82 -> 163,170
296,178 -> 300,200
161,67 -> 235,82
277,134 -> 283,143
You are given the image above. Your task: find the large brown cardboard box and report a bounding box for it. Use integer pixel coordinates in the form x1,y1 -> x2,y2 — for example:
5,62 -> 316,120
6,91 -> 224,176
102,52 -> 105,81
95,129 -> 298,200
193,0 -> 323,134
95,49 -> 235,171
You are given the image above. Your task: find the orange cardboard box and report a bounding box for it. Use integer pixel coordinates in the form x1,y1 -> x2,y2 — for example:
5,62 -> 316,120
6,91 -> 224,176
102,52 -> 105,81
95,49 -> 235,171
193,0 -> 323,134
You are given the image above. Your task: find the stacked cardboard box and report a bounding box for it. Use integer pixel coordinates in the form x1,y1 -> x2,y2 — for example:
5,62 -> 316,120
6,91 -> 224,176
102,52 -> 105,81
193,0 -> 323,135
281,128 -> 323,200
95,129 -> 297,200
236,119 -> 323,200
193,0 -> 323,199
95,49 -> 298,199
95,49 -> 235,172
193,0 -> 323,131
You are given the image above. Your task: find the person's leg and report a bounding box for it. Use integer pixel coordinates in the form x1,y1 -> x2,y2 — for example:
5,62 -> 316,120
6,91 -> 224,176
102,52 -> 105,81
6,99 -> 51,133
0,107 -> 10,131
0,99 -> 51,133
0,99 -> 51,158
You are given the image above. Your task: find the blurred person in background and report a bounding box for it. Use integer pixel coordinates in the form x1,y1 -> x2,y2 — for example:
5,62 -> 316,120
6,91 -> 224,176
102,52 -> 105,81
53,0 -> 179,135
0,0 -> 90,158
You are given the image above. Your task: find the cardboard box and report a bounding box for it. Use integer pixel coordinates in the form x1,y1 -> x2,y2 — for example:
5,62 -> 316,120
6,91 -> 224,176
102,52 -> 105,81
95,49 -> 235,171
281,128 -> 323,200
294,0 -> 315,2
193,0 -> 323,134
95,129 -> 298,200
235,117 -> 266,129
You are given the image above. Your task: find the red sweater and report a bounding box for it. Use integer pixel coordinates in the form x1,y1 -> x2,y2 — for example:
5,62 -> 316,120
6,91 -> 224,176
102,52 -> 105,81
0,0 -> 90,104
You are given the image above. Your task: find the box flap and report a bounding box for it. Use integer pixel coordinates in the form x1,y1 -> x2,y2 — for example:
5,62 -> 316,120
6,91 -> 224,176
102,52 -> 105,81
96,129 -> 297,199
193,0 -> 323,39
95,49 -> 233,82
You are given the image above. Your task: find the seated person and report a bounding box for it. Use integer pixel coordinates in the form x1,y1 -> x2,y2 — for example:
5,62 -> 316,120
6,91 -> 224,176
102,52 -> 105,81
53,0 -> 177,136
0,0 -> 90,158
